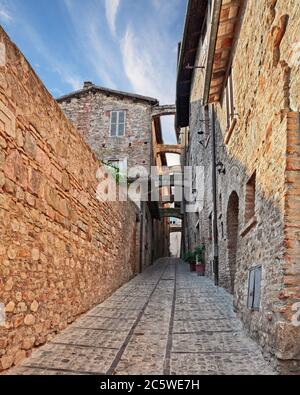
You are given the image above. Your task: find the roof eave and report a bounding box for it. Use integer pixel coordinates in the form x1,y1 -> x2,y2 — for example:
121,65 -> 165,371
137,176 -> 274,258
57,86 -> 159,105
203,0 -> 223,105
176,0 -> 208,129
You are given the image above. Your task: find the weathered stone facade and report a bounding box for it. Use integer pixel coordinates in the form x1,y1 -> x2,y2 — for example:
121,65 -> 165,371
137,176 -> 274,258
178,0 -> 300,374
57,84 -> 157,171
0,27 -> 141,372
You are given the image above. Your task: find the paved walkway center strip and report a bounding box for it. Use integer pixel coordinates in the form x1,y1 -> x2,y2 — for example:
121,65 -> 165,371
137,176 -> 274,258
9,258 -> 276,376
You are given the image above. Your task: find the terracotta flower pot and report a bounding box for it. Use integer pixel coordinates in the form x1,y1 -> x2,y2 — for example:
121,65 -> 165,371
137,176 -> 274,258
190,262 -> 196,272
196,263 -> 205,276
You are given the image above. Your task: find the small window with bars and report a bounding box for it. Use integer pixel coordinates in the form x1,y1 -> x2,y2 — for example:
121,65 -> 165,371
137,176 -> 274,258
110,110 -> 126,137
247,266 -> 262,311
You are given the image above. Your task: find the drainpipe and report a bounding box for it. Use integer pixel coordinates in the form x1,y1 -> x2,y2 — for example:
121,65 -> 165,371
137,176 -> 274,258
211,104 -> 219,286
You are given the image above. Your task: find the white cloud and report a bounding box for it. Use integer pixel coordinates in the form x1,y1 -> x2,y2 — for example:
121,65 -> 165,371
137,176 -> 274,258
121,25 -> 175,104
0,0 -> 82,92
121,27 -> 156,97
120,2 -> 183,145
85,22 -> 118,88
121,25 -> 179,145
63,0 -> 119,89
152,0 -> 162,10
54,66 -> 82,91
0,2 -> 12,23
24,24 -> 82,91
105,0 -> 120,37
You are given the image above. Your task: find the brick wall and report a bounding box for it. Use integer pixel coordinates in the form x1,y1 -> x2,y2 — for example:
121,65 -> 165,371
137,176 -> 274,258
0,28 -> 139,372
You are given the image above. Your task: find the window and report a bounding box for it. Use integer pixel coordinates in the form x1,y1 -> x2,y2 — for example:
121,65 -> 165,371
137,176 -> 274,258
225,69 -> 235,129
110,111 -> 126,137
248,266 -> 262,311
245,171 -> 256,223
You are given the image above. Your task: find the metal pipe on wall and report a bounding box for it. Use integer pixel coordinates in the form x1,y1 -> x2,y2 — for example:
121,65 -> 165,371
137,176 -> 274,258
211,104 -> 219,286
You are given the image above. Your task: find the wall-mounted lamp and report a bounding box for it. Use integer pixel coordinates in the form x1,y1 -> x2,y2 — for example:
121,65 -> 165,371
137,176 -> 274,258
216,162 -> 226,175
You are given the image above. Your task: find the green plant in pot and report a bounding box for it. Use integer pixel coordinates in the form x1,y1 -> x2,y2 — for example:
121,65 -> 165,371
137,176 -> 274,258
195,244 -> 206,276
184,251 -> 197,272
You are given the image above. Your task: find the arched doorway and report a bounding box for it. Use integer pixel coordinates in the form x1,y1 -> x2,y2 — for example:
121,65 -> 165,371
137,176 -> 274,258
227,192 -> 239,294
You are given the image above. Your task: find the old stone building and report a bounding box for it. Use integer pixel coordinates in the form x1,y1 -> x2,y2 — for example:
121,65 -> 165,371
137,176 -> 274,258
58,82 -> 171,271
57,82 -> 158,170
177,0 -> 300,374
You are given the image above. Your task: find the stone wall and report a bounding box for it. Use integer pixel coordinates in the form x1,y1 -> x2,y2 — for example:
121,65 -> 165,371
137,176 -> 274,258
185,0 -> 300,373
0,28 -> 139,372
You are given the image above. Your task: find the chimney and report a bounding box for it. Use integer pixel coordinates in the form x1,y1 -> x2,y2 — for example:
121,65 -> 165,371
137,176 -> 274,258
83,81 -> 93,89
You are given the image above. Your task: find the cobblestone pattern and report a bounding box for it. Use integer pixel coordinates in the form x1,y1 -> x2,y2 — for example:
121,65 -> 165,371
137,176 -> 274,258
9,259 -> 275,376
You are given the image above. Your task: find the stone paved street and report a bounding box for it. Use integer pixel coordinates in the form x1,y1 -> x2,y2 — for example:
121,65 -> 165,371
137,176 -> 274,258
9,258 -> 275,375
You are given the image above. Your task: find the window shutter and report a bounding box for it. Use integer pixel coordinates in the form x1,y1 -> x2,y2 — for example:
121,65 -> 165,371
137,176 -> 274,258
118,111 -> 125,123
253,266 -> 262,310
247,266 -> 262,310
247,269 -> 255,309
110,111 -> 125,137
117,111 -> 125,136
118,122 -> 125,137
110,111 -> 117,137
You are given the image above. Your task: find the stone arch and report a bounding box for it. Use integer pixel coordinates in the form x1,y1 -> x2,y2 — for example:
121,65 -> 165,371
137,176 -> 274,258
151,105 -> 176,118
227,191 -> 239,294
160,165 -> 182,175
156,144 -> 182,155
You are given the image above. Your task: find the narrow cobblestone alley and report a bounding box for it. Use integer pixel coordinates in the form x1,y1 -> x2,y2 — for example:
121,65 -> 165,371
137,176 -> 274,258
8,259 -> 275,376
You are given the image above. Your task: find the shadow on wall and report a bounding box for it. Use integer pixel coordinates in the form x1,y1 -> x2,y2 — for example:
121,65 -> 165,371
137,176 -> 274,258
212,112 -> 299,374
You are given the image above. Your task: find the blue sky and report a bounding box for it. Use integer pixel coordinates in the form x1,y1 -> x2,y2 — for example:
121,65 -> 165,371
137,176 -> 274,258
0,0 -> 186,146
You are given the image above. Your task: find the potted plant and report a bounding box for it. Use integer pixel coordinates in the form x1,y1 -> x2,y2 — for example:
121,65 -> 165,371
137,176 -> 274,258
195,244 -> 206,276
184,251 -> 197,272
